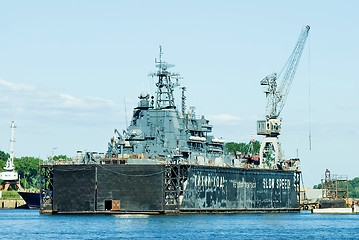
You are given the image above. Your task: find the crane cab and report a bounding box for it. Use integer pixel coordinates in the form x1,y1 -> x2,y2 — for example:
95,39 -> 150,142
257,119 -> 282,136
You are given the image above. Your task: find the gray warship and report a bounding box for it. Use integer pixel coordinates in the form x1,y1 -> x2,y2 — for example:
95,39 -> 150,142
40,26 -> 309,214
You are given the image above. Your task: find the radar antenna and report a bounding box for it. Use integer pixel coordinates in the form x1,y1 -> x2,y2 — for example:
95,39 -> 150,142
149,46 -> 182,109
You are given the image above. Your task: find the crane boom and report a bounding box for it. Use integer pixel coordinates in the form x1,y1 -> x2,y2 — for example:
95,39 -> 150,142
262,25 -> 310,119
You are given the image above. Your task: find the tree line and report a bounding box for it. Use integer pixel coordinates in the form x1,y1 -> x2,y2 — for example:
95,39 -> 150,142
0,150 -> 69,189
225,140 -> 261,156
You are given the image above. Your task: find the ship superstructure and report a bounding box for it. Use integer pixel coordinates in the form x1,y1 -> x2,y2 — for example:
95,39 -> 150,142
102,46 -> 230,167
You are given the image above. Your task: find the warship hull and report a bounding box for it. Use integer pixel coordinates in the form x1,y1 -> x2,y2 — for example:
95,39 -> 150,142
18,191 -> 41,209
40,164 -> 300,214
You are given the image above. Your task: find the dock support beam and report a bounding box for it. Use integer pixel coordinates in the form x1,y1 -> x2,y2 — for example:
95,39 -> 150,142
40,165 -> 54,214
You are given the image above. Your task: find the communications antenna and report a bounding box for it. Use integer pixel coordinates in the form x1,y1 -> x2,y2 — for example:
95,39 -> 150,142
124,98 -> 128,128
181,86 -> 186,117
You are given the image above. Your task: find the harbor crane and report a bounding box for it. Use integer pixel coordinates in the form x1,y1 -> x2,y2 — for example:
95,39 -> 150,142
0,121 -> 22,191
258,25 -> 310,169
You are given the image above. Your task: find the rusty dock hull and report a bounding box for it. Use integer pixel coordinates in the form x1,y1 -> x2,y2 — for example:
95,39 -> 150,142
40,164 -> 300,214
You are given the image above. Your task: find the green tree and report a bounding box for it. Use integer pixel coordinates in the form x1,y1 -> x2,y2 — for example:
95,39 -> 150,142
14,156 -> 43,189
348,177 -> 359,198
52,155 -> 71,161
225,142 -> 248,155
249,140 -> 261,155
0,150 -> 10,169
225,140 -> 261,155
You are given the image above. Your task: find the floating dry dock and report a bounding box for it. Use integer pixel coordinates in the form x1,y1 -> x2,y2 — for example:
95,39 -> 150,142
39,40 -> 311,215
40,164 -> 300,214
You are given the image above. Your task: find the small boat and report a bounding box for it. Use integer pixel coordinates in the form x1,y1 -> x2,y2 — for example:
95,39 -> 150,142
18,191 -> 40,209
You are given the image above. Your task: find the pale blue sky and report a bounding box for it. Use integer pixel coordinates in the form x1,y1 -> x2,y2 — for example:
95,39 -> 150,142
0,1 -> 358,186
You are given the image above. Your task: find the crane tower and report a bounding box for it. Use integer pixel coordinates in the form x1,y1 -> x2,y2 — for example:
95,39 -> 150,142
257,25 -> 310,169
0,121 -> 22,191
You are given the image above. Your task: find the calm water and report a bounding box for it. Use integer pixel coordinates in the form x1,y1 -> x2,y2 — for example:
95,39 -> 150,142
1,209 -> 359,239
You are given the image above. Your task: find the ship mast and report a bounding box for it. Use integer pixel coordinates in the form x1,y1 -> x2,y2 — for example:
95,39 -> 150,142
149,46 -> 181,109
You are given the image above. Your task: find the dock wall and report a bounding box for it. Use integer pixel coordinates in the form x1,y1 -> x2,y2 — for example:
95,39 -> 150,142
0,199 -> 27,209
